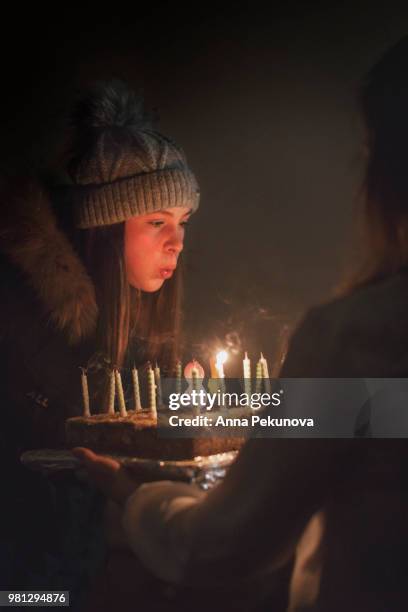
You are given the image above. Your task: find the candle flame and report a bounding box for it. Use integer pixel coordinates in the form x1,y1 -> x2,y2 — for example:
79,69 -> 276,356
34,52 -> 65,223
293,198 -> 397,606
216,350 -> 228,367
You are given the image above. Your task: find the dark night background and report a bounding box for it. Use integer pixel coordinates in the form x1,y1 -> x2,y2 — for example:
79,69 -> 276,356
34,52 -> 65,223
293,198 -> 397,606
2,5 -> 408,374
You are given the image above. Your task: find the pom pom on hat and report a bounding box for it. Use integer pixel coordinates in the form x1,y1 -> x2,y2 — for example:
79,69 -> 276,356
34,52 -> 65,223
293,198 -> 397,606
69,79 -> 149,131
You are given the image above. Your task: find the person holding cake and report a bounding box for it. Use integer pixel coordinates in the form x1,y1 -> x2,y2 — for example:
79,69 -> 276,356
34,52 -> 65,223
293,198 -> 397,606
75,38 -> 408,611
0,81 -> 199,595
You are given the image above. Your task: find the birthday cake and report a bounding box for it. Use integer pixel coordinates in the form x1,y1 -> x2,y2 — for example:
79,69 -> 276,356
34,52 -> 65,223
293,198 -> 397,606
65,360 -> 252,460
65,408 -> 246,460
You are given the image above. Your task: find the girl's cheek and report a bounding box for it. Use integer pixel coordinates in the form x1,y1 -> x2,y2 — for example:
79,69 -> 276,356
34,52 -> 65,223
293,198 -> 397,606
144,233 -> 162,251
132,233 -> 154,251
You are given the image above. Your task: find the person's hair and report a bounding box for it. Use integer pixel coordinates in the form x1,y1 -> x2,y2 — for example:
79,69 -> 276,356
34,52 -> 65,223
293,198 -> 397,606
339,36 -> 408,293
79,222 -> 183,373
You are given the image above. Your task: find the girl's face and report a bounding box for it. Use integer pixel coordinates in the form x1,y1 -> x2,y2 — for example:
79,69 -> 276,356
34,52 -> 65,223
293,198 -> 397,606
125,206 -> 192,291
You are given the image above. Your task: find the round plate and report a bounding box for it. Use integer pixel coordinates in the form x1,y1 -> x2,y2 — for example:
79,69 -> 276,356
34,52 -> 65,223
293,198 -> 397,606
21,449 -> 238,490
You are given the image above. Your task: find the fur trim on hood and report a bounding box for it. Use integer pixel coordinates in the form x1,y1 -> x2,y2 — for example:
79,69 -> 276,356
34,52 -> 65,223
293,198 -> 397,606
0,176 -> 98,344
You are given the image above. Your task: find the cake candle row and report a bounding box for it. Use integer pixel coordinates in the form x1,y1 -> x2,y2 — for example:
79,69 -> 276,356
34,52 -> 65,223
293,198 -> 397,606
79,353 -> 271,417
80,364 -> 157,418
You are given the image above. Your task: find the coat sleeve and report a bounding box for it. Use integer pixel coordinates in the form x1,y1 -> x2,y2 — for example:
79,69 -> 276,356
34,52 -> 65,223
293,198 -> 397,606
121,308 -> 352,586
0,261 -> 84,450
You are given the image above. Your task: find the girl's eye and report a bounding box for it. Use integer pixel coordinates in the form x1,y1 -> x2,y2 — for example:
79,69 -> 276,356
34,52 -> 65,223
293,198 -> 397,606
180,220 -> 189,227
148,220 -> 164,228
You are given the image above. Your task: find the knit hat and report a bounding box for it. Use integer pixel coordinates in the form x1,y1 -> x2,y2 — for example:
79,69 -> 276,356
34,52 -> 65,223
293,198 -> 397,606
61,80 -> 200,228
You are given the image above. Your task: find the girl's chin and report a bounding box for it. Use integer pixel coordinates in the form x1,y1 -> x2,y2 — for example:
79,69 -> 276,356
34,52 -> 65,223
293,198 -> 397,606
129,278 -> 165,292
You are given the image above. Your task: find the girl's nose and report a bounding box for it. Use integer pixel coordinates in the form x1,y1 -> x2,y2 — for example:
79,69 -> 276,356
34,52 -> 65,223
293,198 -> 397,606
165,227 -> 184,255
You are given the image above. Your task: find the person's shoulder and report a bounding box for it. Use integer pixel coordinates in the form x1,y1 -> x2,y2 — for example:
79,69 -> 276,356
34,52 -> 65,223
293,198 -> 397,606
282,272 -> 408,377
0,175 -> 98,345
311,272 -> 408,339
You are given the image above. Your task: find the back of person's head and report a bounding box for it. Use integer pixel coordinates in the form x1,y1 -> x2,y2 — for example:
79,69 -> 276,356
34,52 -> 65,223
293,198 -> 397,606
342,36 -> 408,291
363,36 -> 408,219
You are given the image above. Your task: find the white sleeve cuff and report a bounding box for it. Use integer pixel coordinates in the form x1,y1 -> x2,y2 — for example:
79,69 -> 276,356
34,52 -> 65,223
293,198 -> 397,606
122,480 -> 205,583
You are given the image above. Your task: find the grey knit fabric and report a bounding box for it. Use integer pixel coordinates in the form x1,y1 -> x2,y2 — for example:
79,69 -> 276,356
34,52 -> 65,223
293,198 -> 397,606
71,166 -> 199,228
64,81 -> 200,228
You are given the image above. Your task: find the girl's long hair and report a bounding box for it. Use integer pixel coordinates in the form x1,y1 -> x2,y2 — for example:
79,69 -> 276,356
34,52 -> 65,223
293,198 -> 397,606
80,222 -> 183,373
47,188 -> 183,410
339,36 -> 408,294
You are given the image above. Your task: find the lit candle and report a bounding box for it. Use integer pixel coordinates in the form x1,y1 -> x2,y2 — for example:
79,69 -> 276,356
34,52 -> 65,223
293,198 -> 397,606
215,350 -> 228,379
243,352 -> 251,396
108,369 -> 116,415
260,352 -> 270,378
147,364 -> 157,420
208,351 -> 227,394
154,363 -> 162,406
132,366 -> 142,412
216,350 -> 227,393
255,359 -> 263,394
115,369 -> 127,417
260,352 -> 271,394
209,357 -> 218,379
80,368 -> 90,417
175,360 -> 182,395
184,360 -> 205,411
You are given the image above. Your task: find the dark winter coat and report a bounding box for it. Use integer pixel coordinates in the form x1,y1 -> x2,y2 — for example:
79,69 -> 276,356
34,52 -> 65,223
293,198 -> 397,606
0,178 -> 104,592
118,271 -> 408,612
0,178 -> 99,451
